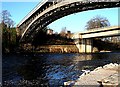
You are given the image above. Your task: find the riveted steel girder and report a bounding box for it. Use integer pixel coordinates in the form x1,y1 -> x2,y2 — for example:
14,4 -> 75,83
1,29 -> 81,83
18,0 -> 120,42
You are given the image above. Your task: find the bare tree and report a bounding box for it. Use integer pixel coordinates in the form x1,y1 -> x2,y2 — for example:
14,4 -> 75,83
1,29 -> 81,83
85,15 -> 120,45
1,10 -> 15,28
85,15 -> 110,30
1,10 -> 16,53
59,27 -> 67,37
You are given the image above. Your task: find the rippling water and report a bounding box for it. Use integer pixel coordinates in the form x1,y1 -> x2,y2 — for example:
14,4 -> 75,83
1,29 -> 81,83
2,52 -> 120,86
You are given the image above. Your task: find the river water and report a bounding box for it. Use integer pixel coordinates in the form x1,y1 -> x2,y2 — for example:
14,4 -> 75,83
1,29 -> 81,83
2,52 -> 120,86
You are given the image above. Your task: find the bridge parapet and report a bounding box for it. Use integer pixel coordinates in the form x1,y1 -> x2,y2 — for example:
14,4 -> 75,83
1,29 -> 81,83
73,26 -> 120,39
18,0 -> 65,28
18,0 -> 120,28
86,26 -> 120,32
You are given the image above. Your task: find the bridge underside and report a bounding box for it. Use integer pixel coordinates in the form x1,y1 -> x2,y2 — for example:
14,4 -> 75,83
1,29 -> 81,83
18,1 -> 120,42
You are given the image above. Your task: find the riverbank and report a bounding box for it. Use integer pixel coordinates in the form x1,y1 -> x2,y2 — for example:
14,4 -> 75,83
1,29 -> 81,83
64,63 -> 120,87
23,45 -> 79,53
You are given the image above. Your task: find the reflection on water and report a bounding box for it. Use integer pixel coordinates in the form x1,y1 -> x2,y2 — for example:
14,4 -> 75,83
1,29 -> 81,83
3,52 -> 120,86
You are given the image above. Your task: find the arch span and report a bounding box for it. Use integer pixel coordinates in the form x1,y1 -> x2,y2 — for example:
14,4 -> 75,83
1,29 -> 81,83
17,0 -> 120,41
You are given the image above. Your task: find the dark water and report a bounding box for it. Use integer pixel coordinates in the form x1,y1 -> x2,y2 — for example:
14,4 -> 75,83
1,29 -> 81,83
2,52 -> 120,86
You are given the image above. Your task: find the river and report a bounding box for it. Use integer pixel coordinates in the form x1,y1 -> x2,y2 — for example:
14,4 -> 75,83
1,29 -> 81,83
2,52 -> 120,86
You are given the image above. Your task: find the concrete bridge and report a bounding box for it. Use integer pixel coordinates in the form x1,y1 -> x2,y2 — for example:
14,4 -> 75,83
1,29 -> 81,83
73,26 -> 120,53
17,0 -> 120,42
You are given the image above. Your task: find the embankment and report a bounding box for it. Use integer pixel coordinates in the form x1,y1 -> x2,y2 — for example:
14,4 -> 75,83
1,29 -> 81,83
35,45 -> 79,53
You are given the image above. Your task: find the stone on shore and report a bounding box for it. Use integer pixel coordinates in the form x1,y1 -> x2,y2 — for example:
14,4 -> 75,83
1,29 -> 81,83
64,63 -> 120,87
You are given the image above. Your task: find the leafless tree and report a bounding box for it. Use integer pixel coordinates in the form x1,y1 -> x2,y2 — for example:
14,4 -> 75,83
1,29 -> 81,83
1,10 -> 15,28
59,27 -> 67,37
85,15 -> 110,30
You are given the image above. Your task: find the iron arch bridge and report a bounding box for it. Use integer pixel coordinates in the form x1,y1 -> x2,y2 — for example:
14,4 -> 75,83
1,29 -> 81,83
17,0 -> 120,42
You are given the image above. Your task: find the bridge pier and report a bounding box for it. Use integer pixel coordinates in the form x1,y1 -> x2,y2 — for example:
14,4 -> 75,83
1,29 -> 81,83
75,38 -> 93,53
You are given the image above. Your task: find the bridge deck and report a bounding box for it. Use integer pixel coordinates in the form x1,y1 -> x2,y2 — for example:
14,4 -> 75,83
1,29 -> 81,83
74,26 -> 120,39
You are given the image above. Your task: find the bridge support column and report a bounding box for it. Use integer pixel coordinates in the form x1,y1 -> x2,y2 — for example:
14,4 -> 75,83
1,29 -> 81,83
85,39 -> 93,53
75,38 -> 93,53
79,39 -> 86,53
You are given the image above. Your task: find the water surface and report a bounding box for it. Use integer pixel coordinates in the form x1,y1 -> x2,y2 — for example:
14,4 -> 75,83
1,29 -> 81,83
3,52 -> 120,86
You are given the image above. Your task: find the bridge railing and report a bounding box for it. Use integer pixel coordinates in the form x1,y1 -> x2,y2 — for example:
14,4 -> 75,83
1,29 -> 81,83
72,26 -> 120,39
18,0 -> 120,27
18,0 -> 120,40
17,0 -> 48,27
87,26 -> 120,32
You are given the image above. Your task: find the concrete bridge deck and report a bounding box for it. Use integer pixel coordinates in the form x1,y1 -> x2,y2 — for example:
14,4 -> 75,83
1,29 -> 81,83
73,26 -> 120,39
